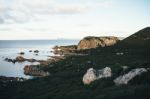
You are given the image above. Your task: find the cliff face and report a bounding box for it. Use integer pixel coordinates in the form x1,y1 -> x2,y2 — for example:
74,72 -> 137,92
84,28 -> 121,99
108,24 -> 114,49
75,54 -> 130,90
77,36 -> 120,50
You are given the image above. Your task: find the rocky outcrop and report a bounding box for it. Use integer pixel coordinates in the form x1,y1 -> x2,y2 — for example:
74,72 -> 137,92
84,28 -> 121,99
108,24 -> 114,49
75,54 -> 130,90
24,65 -> 50,77
0,76 -> 26,83
77,36 -> 120,50
83,67 -> 112,85
114,68 -> 147,85
53,45 -> 77,55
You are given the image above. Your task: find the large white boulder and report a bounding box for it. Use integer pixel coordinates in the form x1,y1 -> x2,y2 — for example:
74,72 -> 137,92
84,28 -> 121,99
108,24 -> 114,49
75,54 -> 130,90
97,67 -> 112,79
114,68 -> 147,85
83,68 -> 97,85
83,67 -> 112,85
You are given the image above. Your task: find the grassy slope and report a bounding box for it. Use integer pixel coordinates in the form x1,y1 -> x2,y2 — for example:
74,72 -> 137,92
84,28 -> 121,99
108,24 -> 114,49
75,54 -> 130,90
0,46 -> 150,99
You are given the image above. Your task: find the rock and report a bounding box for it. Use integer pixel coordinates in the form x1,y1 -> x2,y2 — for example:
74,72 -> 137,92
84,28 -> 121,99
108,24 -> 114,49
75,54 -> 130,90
114,68 -> 147,85
29,50 -> 32,52
34,50 -> 39,53
116,52 -> 124,55
83,67 -> 112,85
19,52 -> 25,55
83,68 -> 97,85
97,67 -> 112,79
27,59 -> 37,62
35,54 -> 38,56
5,58 -> 16,63
77,36 -> 120,50
53,45 -> 77,55
122,66 -> 128,70
24,65 -> 50,77
16,56 -> 25,62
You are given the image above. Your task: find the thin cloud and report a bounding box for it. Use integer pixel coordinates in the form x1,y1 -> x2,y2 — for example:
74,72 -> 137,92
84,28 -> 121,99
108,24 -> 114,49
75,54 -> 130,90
0,0 -> 114,24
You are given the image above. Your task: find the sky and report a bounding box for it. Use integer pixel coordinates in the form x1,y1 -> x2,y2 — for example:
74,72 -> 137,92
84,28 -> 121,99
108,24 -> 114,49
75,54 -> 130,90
0,0 -> 150,40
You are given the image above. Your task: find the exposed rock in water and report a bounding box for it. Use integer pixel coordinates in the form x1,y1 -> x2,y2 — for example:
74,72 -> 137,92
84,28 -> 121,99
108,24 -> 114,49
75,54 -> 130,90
5,58 -> 16,63
15,56 -> 25,62
83,67 -> 112,85
19,52 -> 25,55
29,50 -> 32,52
24,65 -> 50,77
114,68 -> 147,85
34,50 -> 39,53
77,36 -> 120,50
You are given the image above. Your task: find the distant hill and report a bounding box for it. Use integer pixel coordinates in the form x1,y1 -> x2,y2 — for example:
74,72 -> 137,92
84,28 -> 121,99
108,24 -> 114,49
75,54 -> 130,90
120,27 -> 150,47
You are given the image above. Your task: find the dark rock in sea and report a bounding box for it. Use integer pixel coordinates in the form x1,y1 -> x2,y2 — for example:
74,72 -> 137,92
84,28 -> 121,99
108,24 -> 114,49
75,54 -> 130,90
19,52 -> 25,55
34,50 -> 39,53
27,58 -> 37,62
24,65 -> 49,77
35,54 -> 38,56
5,58 -> 16,63
77,36 -> 120,50
15,56 -> 25,62
29,50 -> 32,52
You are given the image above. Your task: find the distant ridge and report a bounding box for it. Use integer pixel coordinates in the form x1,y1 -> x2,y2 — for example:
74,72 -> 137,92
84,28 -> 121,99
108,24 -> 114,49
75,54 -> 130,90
120,27 -> 150,47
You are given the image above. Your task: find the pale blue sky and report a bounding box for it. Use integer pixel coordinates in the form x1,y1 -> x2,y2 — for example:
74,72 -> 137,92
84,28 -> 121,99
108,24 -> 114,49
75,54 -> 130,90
0,0 -> 149,40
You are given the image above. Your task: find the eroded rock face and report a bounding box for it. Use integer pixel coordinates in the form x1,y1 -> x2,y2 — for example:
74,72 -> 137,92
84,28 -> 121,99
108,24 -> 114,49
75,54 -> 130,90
114,68 -> 147,85
77,36 -> 119,50
83,67 -> 112,85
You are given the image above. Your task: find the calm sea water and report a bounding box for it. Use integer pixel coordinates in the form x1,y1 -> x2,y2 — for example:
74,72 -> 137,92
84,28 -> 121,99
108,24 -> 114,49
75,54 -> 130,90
0,40 -> 79,78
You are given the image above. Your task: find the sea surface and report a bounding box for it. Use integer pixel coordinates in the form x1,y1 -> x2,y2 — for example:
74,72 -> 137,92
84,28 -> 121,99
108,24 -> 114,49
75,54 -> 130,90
0,40 -> 79,78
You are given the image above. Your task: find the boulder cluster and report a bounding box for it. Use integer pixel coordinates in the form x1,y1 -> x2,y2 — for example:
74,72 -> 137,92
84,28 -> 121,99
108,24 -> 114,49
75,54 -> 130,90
83,67 -> 112,85
83,67 -> 148,85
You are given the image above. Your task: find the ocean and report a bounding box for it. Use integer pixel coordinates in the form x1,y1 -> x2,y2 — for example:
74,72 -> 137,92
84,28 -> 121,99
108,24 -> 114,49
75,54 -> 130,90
0,40 -> 79,78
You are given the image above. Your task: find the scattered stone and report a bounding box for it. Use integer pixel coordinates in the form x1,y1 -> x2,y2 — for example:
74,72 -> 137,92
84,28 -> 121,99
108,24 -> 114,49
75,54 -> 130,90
29,50 -> 32,52
116,52 -> 124,55
97,67 -> 112,79
34,50 -> 39,53
83,67 -> 112,85
5,58 -> 16,63
114,68 -> 147,85
122,66 -> 128,70
19,52 -> 25,55
35,54 -> 38,56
